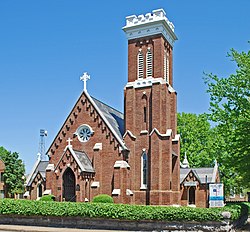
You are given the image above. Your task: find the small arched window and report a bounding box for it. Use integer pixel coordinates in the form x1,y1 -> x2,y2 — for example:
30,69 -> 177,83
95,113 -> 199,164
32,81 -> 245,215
141,151 -> 148,189
146,48 -> 153,78
164,50 -> 170,82
138,50 -> 144,79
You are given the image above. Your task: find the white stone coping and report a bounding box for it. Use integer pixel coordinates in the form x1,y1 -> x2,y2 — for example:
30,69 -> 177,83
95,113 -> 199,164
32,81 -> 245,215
123,9 -> 177,46
140,130 -> 148,135
123,130 -> 136,139
45,164 -> 55,171
112,189 -> 120,195
93,143 -> 102,151
23,191 -> 30,197
91,181 -> 100,188
114,160 -> 130,169
43,189 -> 51,195
149,128 -> 172,137
184,181 -> 198,187
126,189 -> 133,196
124,77 -> 176,93
172,134 -> 180,142
123,9 -> 175,32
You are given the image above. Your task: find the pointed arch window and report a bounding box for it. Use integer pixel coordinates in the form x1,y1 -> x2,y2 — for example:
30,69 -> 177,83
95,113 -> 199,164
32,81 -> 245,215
146,48 -> 153,78
164,50 -> 170,82
141,151 -> 148,189
138,49 -> 144,79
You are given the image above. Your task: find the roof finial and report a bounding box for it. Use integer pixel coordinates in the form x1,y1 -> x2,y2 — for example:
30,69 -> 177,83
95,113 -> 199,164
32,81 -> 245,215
80,72 -> 90,92
182,152 -> 190,168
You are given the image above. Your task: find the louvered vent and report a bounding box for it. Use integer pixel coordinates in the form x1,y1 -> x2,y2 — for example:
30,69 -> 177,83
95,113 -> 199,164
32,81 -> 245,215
138,50 -> 144,79
164,50 -> 170,82
146,49 -> 153,78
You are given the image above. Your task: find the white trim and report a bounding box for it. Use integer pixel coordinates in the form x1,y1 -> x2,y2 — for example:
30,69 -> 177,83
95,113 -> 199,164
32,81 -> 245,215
112,189 -> 120,195
43,189 -> 51,195
84,91 -> 128,151
114,160 -> 130,169
123,130 -> 136,139
123,9 -> 177,46
126,189 -> 133,196
45,164 -> 54,171
93,143 -> 102,151
91,181 -> 100,188
149,128 -> 172,137
25,153 -> 41,186
140,130 -> 148,135
172,134 -> 180,142
23,191 -> 30,197
125,77 -> 165,89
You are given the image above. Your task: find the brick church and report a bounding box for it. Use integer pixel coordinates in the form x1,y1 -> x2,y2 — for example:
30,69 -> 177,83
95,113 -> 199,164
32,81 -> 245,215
25,9 -> 219,207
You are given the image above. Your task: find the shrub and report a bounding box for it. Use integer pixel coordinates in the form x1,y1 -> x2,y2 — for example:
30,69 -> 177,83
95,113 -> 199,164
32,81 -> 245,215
92,194 -> 114,203
39,195 -> 55,201
0,198 -> 247,222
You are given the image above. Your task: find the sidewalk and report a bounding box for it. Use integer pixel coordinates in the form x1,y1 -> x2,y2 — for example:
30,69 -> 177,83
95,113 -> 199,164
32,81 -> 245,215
0,225 -> 130,232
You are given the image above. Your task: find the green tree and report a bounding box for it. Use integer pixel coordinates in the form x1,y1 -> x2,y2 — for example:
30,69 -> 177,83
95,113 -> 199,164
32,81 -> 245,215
204,45 -> 250,189
0,146 -> 25,197
177,112 -> 217,167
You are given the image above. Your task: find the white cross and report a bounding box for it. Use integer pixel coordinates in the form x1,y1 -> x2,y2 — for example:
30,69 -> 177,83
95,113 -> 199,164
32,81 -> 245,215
80,72 -> 90,92
67,138 -> 73,146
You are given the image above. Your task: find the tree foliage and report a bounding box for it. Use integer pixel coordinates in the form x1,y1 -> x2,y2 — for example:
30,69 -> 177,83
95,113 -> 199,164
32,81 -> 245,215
177,113 -> 217,167
0,146 -> 25,197
204,46 -> 250,188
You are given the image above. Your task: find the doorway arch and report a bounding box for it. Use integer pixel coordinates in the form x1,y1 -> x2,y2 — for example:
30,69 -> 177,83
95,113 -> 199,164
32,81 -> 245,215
63,168 -> 76,202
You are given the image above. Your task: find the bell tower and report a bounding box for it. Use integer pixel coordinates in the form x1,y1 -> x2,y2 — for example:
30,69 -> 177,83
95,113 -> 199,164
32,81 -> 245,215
123,9 -> 180,205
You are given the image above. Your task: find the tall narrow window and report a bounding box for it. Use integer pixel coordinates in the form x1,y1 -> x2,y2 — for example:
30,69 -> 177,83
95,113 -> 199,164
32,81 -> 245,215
141,151 -> 148,189
37,184 -> 43,198
0,172 -> 4,182
138,50 -> 144,79
164,50 -> 170,82
146,48 -> 153,77
143,106 -> 147,123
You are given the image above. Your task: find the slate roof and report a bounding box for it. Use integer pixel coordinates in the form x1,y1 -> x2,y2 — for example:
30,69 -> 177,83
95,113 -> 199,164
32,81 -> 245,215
73,149 -> 94,173
26,160 -> 49,186
180,167 -> 215,184
92,97 -> 124,140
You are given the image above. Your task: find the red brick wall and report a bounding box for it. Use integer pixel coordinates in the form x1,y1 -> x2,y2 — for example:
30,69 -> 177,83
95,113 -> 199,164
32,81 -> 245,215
127,35 -> 173,84
28,173 -> 46,200
46,92 -> 125,202
124,33 -> 180,205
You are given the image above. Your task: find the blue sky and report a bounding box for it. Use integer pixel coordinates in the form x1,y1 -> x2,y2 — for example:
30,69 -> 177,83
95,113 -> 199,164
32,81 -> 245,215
0,1 -> 249,173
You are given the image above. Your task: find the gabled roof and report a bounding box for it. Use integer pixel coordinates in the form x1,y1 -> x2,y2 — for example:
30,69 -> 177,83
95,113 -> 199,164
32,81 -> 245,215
55,145 -> 94,173
73,149 -> 95,173
180,167 -> 216,184
47,90 -> 127,155
26,160 -> 49,186
92,97 -> 124,140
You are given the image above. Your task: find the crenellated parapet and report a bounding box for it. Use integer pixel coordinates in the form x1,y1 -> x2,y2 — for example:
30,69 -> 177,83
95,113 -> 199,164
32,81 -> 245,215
123,9 -> 177,46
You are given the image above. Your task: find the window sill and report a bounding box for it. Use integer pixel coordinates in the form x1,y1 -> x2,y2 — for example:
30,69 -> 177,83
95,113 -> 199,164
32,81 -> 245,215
140,186 -> 147,190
